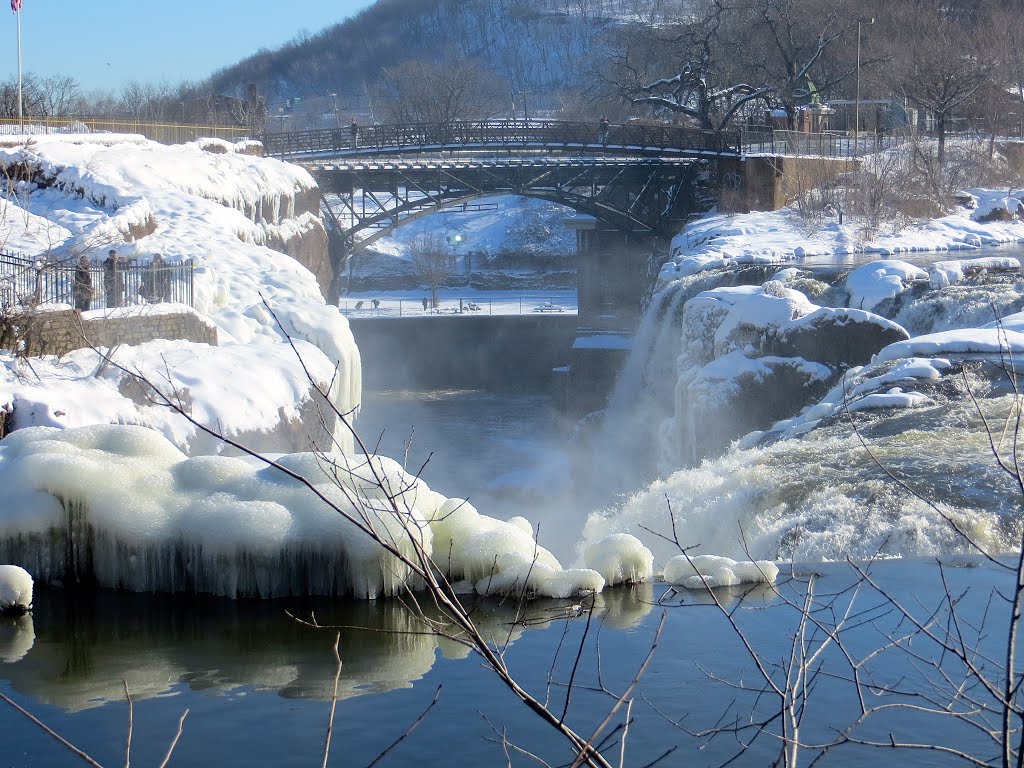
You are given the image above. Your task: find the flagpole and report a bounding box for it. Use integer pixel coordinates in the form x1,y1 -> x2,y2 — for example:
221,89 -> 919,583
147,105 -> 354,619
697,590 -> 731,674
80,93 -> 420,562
16,4 -> 22,132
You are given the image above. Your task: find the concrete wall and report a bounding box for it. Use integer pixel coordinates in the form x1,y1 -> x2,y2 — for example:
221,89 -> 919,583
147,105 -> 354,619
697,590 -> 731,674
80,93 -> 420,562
719,155 -> 857,212
349,315 -> 578,392
7,306 -> 218,357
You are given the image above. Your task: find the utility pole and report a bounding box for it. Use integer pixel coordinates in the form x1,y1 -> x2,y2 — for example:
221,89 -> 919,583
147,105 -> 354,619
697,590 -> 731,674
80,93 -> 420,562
855,17 -> 874,157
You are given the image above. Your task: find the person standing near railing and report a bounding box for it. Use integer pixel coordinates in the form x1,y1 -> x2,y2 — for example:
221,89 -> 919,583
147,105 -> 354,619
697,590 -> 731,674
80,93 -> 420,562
73,255 -> 93,312
103,249 -> 124,309
349,118 -> 358,149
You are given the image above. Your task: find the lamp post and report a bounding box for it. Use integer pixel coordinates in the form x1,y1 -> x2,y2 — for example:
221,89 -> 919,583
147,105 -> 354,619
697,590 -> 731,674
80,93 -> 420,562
855,17 -> 875,157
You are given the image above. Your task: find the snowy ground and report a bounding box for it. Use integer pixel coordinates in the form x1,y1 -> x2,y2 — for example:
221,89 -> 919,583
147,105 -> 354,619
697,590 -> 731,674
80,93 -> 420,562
362,195 -> 578,265
340,288 -> 577,317
663,188 -> 1024,281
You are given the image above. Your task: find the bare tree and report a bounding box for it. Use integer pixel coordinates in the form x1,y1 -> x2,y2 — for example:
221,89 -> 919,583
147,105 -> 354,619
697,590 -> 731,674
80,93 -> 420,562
379,57 -> 506,124
602,0 -> 771,130
735,0 -> 855,129
881,0 -> 998,163
409,232 -> 455,308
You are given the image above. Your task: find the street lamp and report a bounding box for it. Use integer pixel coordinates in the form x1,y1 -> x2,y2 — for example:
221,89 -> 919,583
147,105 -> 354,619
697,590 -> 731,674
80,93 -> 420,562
855,17 -> 875,156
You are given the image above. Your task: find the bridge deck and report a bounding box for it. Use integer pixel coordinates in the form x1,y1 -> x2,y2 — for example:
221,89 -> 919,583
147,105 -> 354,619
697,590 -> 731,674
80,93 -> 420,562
264,119 -> 741,161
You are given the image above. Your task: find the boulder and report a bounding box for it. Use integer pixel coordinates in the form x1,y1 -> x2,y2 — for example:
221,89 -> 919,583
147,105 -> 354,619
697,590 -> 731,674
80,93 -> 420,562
774,307 -> 909,367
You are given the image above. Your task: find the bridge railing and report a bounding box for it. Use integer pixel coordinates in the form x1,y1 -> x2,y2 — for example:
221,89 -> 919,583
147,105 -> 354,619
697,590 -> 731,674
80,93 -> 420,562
262,119 -> 741,158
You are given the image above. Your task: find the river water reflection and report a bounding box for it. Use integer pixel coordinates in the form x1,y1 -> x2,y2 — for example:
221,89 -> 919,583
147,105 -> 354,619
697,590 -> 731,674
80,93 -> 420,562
0,561 -> 1014,767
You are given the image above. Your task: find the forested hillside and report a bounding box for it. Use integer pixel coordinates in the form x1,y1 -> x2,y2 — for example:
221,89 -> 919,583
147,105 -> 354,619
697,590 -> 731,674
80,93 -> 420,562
207,0 -> 682,111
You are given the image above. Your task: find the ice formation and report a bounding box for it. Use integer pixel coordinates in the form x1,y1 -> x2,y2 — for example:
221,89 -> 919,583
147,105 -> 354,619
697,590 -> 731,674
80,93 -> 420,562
663,554 -> 779,589
582,534 -> 654,585
0,425 -> 603,600
0,564 -> 33,613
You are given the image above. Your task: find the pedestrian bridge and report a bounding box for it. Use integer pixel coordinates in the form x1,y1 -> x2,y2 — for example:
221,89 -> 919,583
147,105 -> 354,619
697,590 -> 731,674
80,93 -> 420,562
261,119 -> 741,161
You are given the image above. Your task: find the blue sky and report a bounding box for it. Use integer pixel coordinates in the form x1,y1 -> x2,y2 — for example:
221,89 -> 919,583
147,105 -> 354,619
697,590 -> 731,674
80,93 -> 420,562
2,0 -> 375,92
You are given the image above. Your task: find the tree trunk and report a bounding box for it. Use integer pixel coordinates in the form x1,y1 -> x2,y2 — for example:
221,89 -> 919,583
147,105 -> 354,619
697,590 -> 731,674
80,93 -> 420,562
937,112 -> 946,164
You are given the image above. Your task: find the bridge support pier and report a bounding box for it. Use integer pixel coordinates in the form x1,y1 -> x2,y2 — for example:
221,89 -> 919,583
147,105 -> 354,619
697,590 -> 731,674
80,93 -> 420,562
557,216 -> 658,415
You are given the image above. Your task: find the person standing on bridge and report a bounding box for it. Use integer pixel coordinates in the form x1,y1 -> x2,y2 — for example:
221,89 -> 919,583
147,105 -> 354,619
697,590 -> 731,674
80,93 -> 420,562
350,119 -> 358,149
598,116 -> 610,145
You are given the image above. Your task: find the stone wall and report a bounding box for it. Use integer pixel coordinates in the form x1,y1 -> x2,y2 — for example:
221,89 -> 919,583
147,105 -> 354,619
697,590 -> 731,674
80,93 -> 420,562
7,306 -> 218,357
348,314 -> 578,392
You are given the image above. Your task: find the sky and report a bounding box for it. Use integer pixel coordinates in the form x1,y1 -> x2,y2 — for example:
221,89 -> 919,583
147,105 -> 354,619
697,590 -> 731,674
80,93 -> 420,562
2,0 -> 376,92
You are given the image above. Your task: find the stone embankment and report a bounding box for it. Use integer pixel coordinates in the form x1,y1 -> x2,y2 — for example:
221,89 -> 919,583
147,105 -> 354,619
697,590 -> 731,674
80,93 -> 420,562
6,306 -> 217,357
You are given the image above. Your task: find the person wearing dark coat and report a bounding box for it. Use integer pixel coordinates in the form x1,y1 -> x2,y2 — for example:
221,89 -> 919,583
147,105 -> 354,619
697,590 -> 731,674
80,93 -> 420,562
102,249 -> 123,309
142,254 -> 170,303
73,255 -> 92,312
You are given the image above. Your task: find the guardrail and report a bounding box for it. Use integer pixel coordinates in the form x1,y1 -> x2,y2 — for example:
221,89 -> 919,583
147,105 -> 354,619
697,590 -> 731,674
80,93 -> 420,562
739,127 -> 910,158
0,252 -> 194,311
263,119 -> 741,158
0,117 -> 250,145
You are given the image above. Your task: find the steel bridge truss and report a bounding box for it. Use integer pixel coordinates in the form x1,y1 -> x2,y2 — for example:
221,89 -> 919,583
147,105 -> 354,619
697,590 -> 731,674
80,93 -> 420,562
314,156 -> 702,255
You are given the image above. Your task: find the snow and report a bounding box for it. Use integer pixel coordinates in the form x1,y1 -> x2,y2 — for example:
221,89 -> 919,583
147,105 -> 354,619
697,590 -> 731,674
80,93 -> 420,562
360,195 -> 576,265
572,334 -> 631,350
0,134 -> 361,455
663,554 -> 779,589
0,425 -> 605,600
928,257 -> 1020,288
876,328 -> 1024,363
846,261 -> 928,311
662,188 -> 1024,286
0,565 -> 32,612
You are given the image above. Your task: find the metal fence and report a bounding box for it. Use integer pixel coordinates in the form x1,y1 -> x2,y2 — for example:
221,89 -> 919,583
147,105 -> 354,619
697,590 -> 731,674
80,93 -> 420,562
339,294 -> 578,317
0,252 -> 194,311
739,127 -> 909,158
0,117 -> 250,145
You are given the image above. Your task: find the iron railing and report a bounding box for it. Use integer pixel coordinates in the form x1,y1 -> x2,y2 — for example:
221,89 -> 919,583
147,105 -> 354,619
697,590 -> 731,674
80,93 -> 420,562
262,119 -> 742,159
0,117 -> 250,145
0,252 -> 194,311
739,127 -> 912,158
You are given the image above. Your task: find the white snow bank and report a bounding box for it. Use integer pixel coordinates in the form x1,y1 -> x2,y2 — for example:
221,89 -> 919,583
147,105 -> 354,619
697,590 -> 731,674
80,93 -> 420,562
929,257 -> 1020,288
582,534 -> 654,586
0,136 -> 360,454
846,261 -> 928,311
0,425 -> 603,600
663,554 -> 779,589
0,565 -> 32,612
876,328 -> 1024,363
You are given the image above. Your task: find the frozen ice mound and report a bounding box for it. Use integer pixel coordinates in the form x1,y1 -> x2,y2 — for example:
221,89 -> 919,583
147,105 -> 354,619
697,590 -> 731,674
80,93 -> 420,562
0,565 -> 33,613
583,533 -> 654,585
0,425 -> 602,600
663,554 -> 779,589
